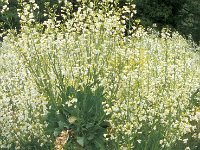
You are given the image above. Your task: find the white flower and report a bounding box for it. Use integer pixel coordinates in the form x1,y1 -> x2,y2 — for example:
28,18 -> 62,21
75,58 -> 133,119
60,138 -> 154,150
160,140 -> 163,145
30,0 -> 35,3
71,98 -> 78,103
185,147 -> 190,150
196,112 -> 200,121
137,139 -> 142,143
183,138 -> 188,144
68,116 -> 77,124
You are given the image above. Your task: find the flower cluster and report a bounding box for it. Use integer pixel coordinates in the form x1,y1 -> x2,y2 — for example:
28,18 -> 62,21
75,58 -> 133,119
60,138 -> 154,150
0,34 -> 49,149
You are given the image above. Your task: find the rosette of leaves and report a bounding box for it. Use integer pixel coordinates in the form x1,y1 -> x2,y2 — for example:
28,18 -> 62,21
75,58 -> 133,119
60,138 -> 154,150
46,84 -> 109,150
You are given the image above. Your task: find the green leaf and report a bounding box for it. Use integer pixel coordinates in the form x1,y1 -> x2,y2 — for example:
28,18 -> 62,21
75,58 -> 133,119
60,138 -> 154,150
87,134 -> 95,141
77,136 -> 84,147
53,128 -> 61,137
58,121 -> 65,128
94,138 -> 105,150
86,123 -> 94,129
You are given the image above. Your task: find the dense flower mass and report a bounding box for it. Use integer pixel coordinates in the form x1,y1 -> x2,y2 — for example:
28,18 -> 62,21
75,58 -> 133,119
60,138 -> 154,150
0,0 -> 200,149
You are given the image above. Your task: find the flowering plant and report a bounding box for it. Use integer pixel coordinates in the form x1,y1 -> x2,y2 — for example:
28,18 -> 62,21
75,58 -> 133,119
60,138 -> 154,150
0,0 -> 199,150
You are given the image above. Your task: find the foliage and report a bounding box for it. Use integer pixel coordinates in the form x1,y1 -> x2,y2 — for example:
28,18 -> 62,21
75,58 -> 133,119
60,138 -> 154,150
45,85 -> 108,149
134,0 -> 200,42
0,0 -> 200,150
0,0 -> 20,31
178,0 -> 200,43
134,0 -> 186,27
